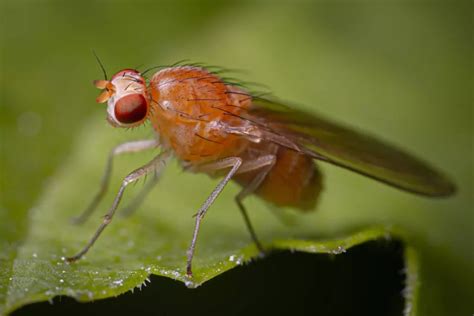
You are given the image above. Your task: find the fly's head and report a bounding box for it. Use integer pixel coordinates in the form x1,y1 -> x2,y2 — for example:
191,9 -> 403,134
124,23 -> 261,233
94,69 -> 149,128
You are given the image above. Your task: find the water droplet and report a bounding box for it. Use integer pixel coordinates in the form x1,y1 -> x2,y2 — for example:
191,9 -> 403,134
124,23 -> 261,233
112,279 -> 124,286
229,255 -> 243,265
332,246 -> 347,254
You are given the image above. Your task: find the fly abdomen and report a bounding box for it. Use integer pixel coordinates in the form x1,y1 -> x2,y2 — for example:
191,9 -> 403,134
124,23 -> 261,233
235,144 -> 323,211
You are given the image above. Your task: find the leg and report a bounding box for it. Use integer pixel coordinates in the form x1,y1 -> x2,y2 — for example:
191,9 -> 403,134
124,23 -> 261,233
235,155 -> 276,254
66,151 -> 170,262
119,172 -> 160,218
72,139 -> 158,224
186,157 -> 242,276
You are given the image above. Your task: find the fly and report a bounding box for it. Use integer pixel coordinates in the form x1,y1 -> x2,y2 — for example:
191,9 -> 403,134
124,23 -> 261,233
66,58 -> 456,276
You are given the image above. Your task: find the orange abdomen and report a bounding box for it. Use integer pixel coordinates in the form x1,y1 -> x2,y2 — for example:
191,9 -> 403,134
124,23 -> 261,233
235,145 -> 323,211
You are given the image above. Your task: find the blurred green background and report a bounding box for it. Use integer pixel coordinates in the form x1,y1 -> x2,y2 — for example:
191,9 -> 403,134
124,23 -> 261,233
1,1 -> 472,315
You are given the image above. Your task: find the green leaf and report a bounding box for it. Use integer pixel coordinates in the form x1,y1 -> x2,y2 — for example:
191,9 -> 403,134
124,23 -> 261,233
1,116 -> 417,314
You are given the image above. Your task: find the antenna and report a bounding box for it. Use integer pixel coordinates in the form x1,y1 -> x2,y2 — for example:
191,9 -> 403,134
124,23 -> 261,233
92,50 -> 108,80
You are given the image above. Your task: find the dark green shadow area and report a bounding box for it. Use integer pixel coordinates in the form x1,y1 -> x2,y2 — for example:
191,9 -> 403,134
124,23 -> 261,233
13,240 -> 404,316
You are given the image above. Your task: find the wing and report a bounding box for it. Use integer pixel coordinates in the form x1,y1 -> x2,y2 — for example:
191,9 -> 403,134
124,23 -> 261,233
242,97 -> 455,197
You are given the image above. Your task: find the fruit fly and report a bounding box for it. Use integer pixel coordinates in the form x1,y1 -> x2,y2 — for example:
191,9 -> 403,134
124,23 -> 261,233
66,58 -> 455,276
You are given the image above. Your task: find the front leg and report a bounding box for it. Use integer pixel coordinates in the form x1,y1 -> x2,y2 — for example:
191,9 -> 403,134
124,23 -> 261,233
72,139 -> 158,224
186,157 -> 242,276
66,150 -> 171,262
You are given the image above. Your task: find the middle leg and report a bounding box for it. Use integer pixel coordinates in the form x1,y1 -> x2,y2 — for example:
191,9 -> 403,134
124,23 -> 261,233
186,157 -> 242,276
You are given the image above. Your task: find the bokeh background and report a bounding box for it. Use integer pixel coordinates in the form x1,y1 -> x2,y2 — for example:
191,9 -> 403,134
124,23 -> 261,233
1,1 -> 472,315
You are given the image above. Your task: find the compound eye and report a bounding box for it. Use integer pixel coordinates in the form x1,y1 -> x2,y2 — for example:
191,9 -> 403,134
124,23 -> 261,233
114,94 -> 148,124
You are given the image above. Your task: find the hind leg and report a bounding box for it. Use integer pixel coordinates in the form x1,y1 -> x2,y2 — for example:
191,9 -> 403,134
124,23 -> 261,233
235,155 -> 276,253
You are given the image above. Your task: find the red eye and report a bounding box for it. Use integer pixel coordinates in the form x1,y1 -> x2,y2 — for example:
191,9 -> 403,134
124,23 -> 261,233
114,94 -> 148,124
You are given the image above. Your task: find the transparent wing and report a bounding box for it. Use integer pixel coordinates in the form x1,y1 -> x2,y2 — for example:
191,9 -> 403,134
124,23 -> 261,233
243,98 -> 455,197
